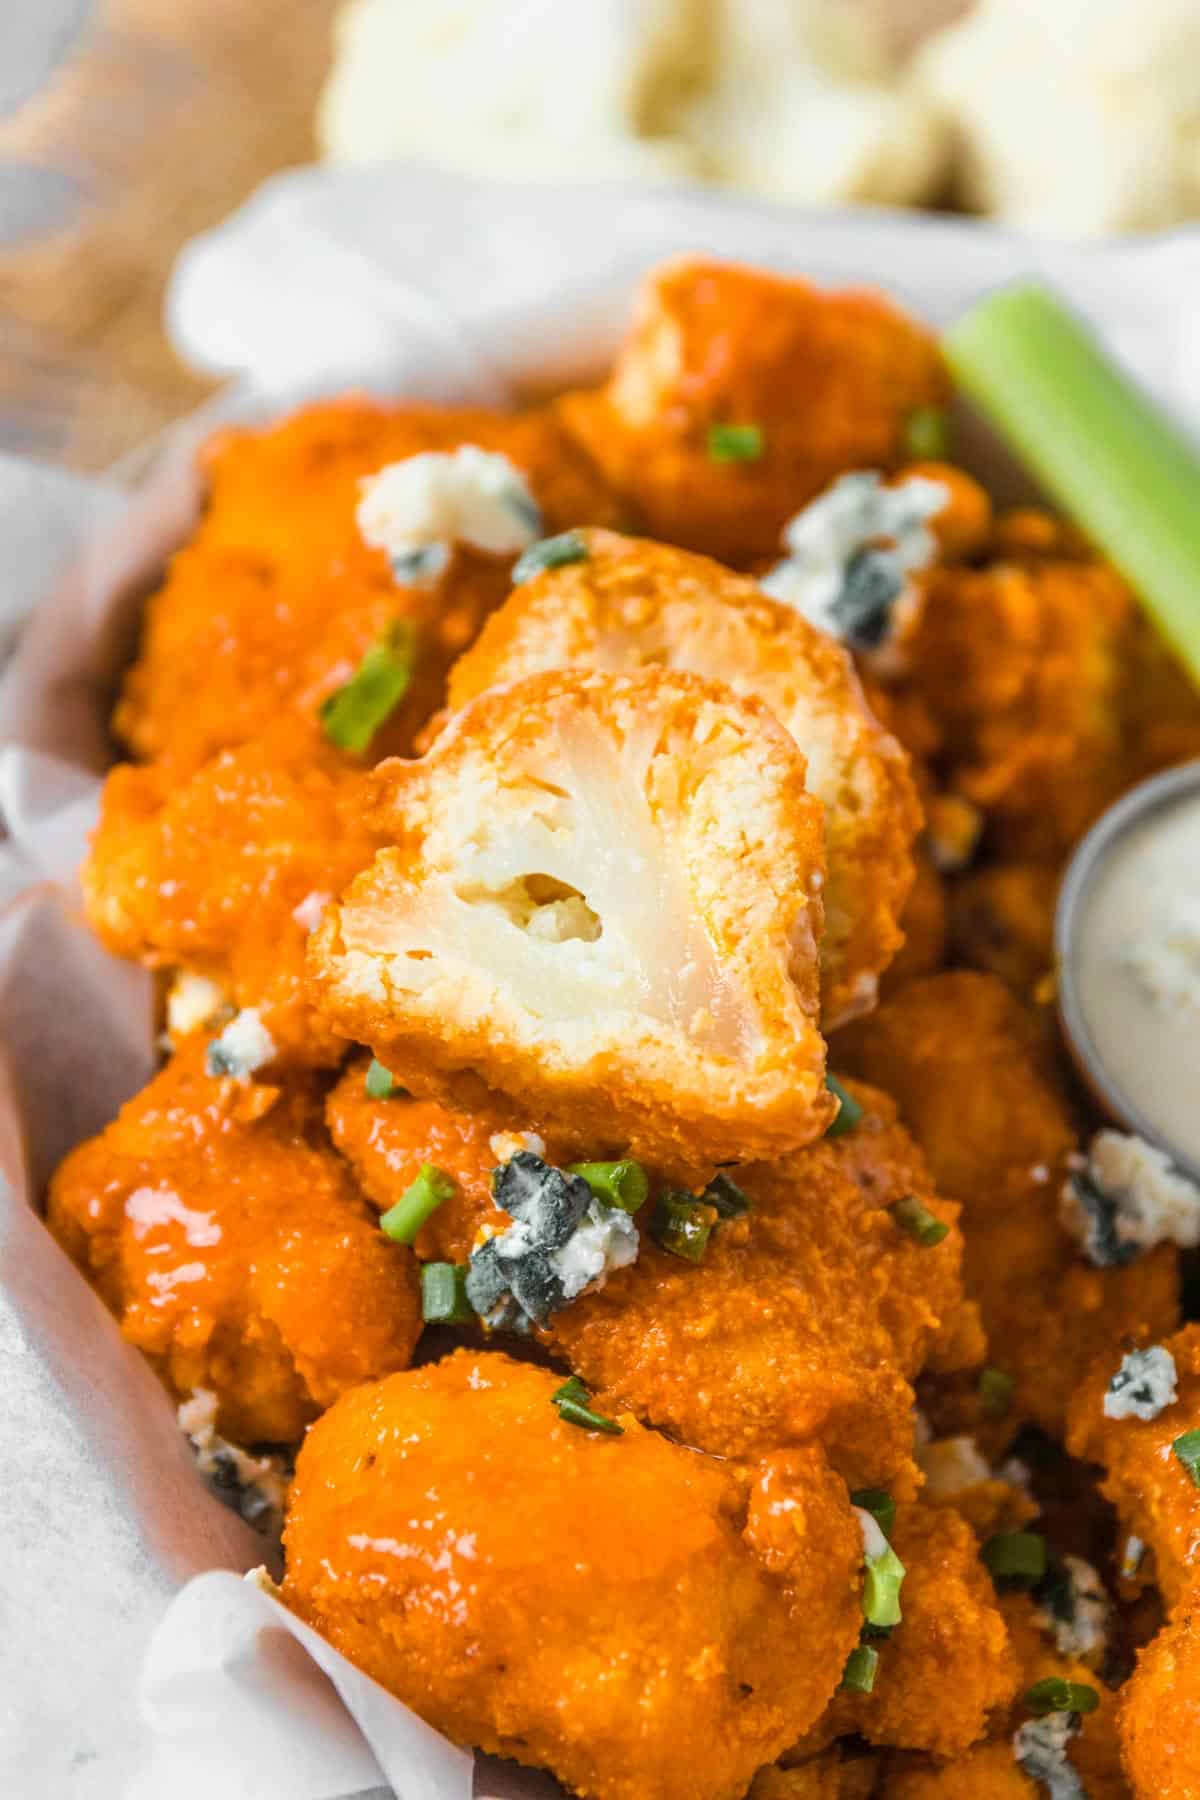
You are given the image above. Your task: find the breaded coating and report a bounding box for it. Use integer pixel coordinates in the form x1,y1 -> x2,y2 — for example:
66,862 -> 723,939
753,1751 -> 881,1798
558,257 -> 948,563
1120,1572 -> 1200,1800
841,973 -> 1179,1438
906,553 -> 1200,860
819,1505 -> 1020,1757
1067,1325 -> 1200,1610
308,667 -> 834,1175
881,849 -> 946,995
947,863 -> 1058,1000
83,718 -> 378,1065
880,1747 -> 1031,1798
46,1040 -> 420,1443
551,1080 -> 968,1491
446,529 -> 920,1027
116,399 -> 623,774
281,1351 -> 862,1800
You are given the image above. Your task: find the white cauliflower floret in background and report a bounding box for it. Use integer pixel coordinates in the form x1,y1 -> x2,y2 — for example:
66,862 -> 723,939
308,666 -> 834,1177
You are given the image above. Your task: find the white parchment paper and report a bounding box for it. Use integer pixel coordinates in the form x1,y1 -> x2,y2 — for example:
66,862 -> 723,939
4,165 -> 1200,1800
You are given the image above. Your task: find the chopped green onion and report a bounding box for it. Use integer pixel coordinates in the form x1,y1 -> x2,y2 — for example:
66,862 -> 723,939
825,1074 -> 864,1138
703,1172 -> 751,1218
983,1531 -> 1048,1590
512,530 -> 589,584
890,1195 -> 949,1248
850,1489 -> 897,1537
903,405 -> 952,461
652,1193 -> 718,1263
862,1542 -> 906,1630
365,1058 -> 399,1099
380,1164 -> 456,1244
319,621 -> 418,754
567,1160 -> 649,1214
840,1645 -> 879,1694
945,282 -> 1200,685
707,422 -> 764,464
1025,1678 -> 1099,1718
980,1367 -> 1015,1419
551,1376 -> 622,1435
1173,1428 -> 1200,1488
421,1262 -> 473,1324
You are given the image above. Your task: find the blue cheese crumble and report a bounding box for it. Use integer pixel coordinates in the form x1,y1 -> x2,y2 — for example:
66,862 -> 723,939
1061,1129 -> 1200,1266
465,1151 -> 638,1328
761,470 -> 947,660
1104,1344 -> 1178,1421
205,1008 -> 277,1080
1034,1555 -> 1112,1667
166,970 -> 231,1043
1013,1712 -> 1086,1799
357,446 -> 541,585
178,1389 -> 288,1537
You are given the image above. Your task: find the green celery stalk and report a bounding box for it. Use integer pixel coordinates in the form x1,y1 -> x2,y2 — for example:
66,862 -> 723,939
945,282 -> 1200,682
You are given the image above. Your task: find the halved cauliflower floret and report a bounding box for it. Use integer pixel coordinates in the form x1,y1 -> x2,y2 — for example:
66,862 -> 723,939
308,667 -> 833,1173
557,256 -> 949,564
446,529 -> 919,1027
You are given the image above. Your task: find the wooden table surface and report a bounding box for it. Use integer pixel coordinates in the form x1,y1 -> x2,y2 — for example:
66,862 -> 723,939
0,0 -> 341,470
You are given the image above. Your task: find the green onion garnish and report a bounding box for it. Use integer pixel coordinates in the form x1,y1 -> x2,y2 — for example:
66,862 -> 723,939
380,1164 -> 456,1244
980,1367 -> 1014,1418
862,1541 -> 906,1630
365,1058 -> 399,1099
551,1375 -> 623,1435
982,1531 -> 1048,1590
420,1262 -> 473,1324
903,405 -> 952,462
840,1645 -> 879,1694
890,1195 -> 949,1248
945,282 -> 1200,684
703,1172 -> 751,1218
707,422 -> 764,464
1025,1678 -> 1099,1718
1173,1428 -> 1200,1487
567,1160 -> 649,1214
318,621 -> 417,754
512,530 -> 589,584
652,1193 -> 717,1263
850,1489 -> 897,1537
825,1074 -> 864,1138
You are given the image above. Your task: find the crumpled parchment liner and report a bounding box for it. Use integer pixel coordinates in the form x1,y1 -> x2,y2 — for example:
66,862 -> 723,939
4,165 -> 1200,1800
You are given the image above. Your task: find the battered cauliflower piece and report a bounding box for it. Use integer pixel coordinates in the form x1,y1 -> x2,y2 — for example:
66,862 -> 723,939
821,1503 -> 1019,1756
46,1040 -> 421,1444
558,257 -> 949,564
446,528 -> 920,1026
751,1751 -> 881,1799
1120,1571 -> 1200,1800
1067,1326 -> 1200,1610
83,718 -> 380,1065
280,1351 -> 863,1800
947,862 -> 1059,1000
842,973 -> 1180,1439
309,667 -> 834,1174
115,398 -> 623,775
550,1079 -> 968,1490
881,849 -> 947,993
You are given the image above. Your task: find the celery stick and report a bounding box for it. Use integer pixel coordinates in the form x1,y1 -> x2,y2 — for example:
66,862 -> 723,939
945,282 -> 1200,682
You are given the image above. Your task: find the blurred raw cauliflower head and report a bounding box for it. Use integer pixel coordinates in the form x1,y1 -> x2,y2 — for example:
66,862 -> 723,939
307,665 -> 835,1175
318,0 -> 949,209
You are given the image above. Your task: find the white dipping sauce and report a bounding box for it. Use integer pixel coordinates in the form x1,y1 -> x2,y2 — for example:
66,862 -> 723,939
1073,785 -> 1200,1170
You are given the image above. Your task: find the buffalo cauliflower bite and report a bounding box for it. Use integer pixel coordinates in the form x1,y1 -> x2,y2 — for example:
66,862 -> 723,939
83,717 -> 380,1065
309,667 -> 834,1174
1120,1572 -> 1200,1800
280,1351 -> 863,1800
549,1079 -> 969,1491
841,973 -> 1180,1440
1067,1326 -> 1200,1610
557,257 -> 949,564
115,398 -> 623,775
46,1040 -> 421,1445
446,528 -> 919,1027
